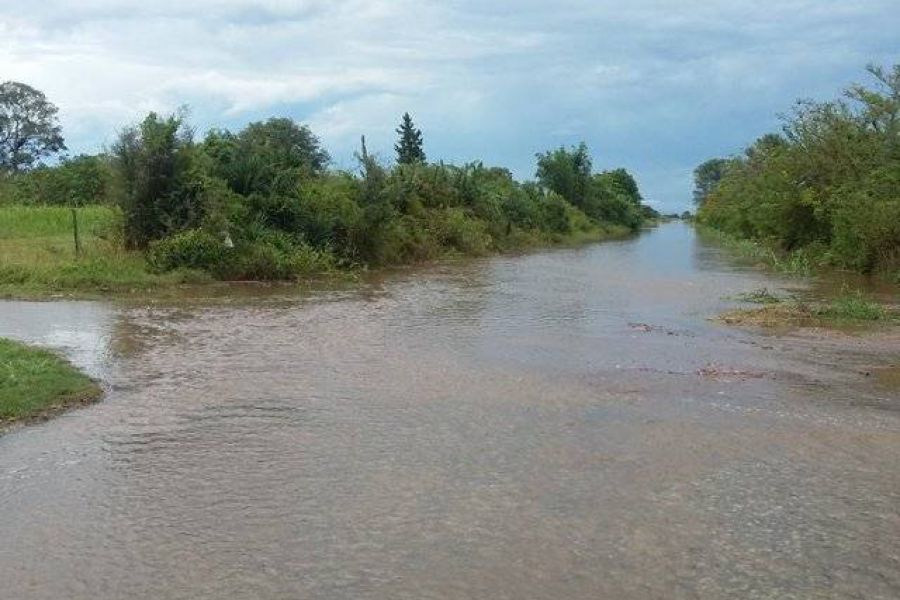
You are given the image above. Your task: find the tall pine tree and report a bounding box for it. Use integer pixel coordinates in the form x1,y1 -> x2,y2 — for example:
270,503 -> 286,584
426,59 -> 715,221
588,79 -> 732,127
394,112 -> 426,165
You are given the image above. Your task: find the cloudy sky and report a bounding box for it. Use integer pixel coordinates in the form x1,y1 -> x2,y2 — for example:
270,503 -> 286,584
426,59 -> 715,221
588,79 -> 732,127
2,1 -> 898,211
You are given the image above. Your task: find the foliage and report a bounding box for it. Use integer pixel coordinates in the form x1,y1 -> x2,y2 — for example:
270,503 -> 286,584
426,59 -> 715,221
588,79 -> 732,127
147,226 -> 336,281
692,158 -> 732,206
204,118 -> 329,196
535,143 -> 592,208
395,112 -> 426,165
536,144 -> 646,229
698,64 -> 900,275
147,228 -> 228,273
1,87 -> 654,291
112,111 -> 223,249
0,81 -> 66,173
0,154 -> 113,206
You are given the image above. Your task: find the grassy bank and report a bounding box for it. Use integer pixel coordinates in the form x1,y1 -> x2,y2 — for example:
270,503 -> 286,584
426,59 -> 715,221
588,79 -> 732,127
0,337 -> 101,426
0,205 -> 210,297
0,204 -> 633,298
3,110 -> 659,296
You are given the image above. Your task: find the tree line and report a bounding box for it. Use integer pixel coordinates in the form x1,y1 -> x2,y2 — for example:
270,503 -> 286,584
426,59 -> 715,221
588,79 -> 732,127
693,64 -> 900,275
0,82 -> 656,280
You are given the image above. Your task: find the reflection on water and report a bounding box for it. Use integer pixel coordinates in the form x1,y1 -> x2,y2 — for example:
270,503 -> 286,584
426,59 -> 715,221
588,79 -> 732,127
0,301 -> 113,379
0,223 -> 898,600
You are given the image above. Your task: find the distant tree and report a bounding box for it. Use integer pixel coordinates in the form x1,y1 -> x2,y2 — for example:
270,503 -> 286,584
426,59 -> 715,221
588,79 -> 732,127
395,113 -> 426,164
5,154 -> 112,206
535,143 -> 592,207
600,168 -> 643,205
692,158 -> 731,206
535,143 -> 647,229
0,81 -> 66,173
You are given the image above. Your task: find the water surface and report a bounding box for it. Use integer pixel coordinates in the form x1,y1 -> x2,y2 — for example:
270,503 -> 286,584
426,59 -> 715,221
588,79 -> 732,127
1,223 -> 898,599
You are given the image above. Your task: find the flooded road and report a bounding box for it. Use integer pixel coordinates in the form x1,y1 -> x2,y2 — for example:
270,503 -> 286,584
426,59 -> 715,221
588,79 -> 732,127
1,223 -> 898,599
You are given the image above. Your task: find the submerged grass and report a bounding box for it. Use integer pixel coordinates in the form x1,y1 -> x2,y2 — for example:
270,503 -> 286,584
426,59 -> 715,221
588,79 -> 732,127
0,337 -> 102,425
720,289 -> 893,329
818,292 -> 888,322
697,225 -> 826,276
733,287 -> 783,304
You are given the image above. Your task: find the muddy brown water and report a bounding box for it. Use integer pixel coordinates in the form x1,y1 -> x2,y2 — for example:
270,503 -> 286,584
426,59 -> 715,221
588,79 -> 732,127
1,223 -> 898,599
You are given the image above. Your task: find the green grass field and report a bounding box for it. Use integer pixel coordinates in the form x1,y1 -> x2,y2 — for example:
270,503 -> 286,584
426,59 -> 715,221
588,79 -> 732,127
0,205 -> 207,296
0,337 -> 102,424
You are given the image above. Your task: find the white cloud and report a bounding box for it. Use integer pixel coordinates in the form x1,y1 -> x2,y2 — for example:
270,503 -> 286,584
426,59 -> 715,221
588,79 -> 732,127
1,0 -> 897,209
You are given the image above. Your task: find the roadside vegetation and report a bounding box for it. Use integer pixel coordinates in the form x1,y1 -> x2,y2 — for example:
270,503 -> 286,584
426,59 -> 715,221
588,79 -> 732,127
0,337 -> 101,425
0,83 -> 658,297
693,64 -> 900,282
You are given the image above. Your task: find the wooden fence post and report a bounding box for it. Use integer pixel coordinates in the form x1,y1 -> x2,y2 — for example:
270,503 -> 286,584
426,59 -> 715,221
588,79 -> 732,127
72,207 -> 81,259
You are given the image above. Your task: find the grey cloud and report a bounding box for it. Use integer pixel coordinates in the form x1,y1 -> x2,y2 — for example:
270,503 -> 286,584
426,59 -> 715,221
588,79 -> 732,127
1,0 -> 897,209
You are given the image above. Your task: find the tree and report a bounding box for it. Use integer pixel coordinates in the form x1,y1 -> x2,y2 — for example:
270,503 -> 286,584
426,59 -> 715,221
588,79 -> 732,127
596,168 -> 643,205
395,112 -> 426,164
535,143 -> 592,207
745,133 -> 786,160
692,158 -> 731,206
0,82 -> 66,173
204,118 -> 329,196
696,63 -> 900,272
113,111 -> 216,249
536,143 -> 646,230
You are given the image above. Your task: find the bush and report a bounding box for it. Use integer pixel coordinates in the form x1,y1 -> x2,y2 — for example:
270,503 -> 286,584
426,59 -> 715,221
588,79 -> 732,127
147,229 -> 228,273
113,112 -> 220,249
431,207 -> 493,254
830,167 -> 900,272
538,192 -> 574,234
294,175 -> 363,252
147,227 -> 336,280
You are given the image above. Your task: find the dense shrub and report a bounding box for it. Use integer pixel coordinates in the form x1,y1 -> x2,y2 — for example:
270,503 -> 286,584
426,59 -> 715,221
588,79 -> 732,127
148,227 -> 336,280
6,106 -> 655,283
293,174 -> 363,252
536,144 -> 646,230
697,64 -> 900,274
431,207 -> 493,254
203,118 -> 329,197
229,239 -> 335,280
830,167 -> 900,271
112,112 -> 231,249
147,228 -> 227,273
